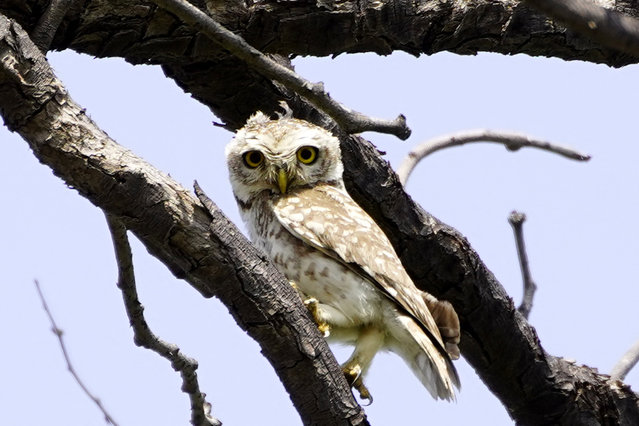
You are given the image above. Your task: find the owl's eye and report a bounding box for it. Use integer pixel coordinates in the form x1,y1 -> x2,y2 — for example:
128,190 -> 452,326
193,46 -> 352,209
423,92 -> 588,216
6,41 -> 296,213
243,150 -> 264,168
296,146 -> 318,165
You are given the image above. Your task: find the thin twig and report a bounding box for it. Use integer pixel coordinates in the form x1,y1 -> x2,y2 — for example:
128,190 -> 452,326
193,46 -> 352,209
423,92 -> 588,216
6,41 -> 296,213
524,0 -> 639,57
397,129 -> 591,185
148,0 -> 411,140
30,0 -> 80,52
508,212 -> 537,319
611,339 -> 639,381
33,279 -> 119,426
104,214 -> 222,426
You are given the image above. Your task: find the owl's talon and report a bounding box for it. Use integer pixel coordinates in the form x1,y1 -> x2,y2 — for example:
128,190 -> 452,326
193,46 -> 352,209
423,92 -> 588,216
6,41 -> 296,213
354,378 -> 373,405
317,322 -> 331,337
303,297 -> 331,337
343,363 -> 373,404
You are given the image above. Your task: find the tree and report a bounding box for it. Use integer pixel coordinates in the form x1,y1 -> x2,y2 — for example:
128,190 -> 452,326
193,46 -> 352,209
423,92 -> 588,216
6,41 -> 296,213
1,1 -> 638,425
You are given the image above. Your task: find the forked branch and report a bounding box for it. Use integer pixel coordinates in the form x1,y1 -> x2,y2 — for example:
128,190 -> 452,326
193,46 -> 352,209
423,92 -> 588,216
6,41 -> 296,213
397,129 -> 590,185
149,0 -> 410,139
105,214 -> 221,426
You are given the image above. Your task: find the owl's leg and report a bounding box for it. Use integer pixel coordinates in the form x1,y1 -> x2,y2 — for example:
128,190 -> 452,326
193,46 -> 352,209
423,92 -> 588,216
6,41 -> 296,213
289,281 -> 331,337
342,326 -> 385,404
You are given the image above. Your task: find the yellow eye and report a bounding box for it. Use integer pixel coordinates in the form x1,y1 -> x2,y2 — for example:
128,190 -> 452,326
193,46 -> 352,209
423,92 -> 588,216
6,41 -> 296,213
243,150 -> 264,168
296,146 -> 318,165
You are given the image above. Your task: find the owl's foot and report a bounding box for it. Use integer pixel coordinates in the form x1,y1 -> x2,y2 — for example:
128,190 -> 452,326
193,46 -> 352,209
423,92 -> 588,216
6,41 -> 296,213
303,297 -> 331,337
289,282 -> 331,337
343,363 -> 373,405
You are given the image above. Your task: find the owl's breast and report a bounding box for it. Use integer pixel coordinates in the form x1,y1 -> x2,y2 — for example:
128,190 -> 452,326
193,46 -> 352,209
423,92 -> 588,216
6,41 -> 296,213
243,196 -> 384,326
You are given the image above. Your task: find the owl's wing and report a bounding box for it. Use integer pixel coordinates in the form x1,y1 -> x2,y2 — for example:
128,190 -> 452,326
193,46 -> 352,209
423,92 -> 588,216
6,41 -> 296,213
272,184 -> 458,364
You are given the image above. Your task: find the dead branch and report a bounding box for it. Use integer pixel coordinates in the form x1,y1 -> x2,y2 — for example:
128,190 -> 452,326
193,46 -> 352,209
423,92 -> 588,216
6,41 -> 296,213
4,8 -> 639,425
34,280 -> 119,426
508,211 -> 537,320
397,129 -> 590,185
0,15 -> 366,425
611,339 -> 639,381
148,0 -> 410,140
524,0 -> 639,57
30,0 -> 80,52
105,214 -> 221,426
341,133 -> 639,425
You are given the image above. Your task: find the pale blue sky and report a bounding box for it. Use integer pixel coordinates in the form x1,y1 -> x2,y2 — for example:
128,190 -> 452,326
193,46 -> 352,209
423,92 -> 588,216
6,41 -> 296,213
1,49 -> 637,425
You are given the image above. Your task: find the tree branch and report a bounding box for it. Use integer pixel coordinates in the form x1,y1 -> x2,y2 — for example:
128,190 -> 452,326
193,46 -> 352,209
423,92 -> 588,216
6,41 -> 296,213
524,0 -> 639,57
4,4 -> 639,425
0,15 -> 367,425
34,280 -> 119,426
3,0 -> 637,130
611,339 -> 639,381
148,0 -> 410,139
340,133 -> 639,425
105,214 -> 221,426
508,211 -> 537,320
397,129 -> 591,185
30,0 -> 80,52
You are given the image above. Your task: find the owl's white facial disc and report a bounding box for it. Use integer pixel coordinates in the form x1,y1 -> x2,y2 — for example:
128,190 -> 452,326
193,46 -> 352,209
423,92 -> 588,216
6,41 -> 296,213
225,112 -> 345,203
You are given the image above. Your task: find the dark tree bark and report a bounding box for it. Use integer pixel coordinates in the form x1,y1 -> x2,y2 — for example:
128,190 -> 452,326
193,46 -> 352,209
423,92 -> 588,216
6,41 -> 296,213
1,1 -> 639,425
0,15 -> 367,425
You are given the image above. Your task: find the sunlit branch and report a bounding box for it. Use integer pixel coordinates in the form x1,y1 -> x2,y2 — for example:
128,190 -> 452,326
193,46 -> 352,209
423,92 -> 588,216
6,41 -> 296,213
397,129 -> 590,185
105,214 -> 221,426
148,0 -> 410,139
34,279 -> 120,426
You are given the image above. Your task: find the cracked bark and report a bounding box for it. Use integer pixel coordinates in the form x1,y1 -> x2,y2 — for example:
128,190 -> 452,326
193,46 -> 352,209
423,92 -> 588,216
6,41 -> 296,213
2,1 -> 639,425
2,0 -> 638,128
0,15 -> 366,425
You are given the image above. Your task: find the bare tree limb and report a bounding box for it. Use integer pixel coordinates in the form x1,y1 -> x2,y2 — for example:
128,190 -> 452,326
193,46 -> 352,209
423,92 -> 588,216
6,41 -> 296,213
4,5 -> 639,425
0,15 -> 367,425
397,129 -> 591,185
30,0 -> 80,52
508,211 -> 537,320
148,0 -> 411,140
611,339 -> 639,381
340,133 -> 639,425
105,214 -> 222,426
33,280 -> 119,426
524,0 -> 639,57
4,0 -> 637,134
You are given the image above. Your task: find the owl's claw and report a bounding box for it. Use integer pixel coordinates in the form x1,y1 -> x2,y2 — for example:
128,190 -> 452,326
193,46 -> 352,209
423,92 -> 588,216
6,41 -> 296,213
303,297 -> 331,337
343,363 -> 373,405
289,281 -> 330,336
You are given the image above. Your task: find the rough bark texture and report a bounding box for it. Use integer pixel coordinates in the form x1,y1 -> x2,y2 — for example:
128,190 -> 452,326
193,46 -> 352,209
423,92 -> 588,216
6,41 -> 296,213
0,15 -> 367,425
2,1 -> 639,425
2,0 -> 638,129
340,135 -> 639,425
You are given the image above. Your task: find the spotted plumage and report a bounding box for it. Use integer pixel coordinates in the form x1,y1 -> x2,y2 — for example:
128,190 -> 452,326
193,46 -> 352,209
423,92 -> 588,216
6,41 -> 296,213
225,108 -> 460,401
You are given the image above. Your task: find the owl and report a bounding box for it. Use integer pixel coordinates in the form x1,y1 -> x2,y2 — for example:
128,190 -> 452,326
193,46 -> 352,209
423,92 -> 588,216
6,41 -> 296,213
225,108 -> 460,402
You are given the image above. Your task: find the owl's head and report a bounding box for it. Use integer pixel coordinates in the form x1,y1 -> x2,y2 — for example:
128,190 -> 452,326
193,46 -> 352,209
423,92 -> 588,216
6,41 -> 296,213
226,111 -> 344,203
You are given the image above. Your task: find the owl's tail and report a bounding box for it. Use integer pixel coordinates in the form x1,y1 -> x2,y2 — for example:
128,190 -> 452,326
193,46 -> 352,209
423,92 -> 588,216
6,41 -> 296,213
391,314 -> 461,401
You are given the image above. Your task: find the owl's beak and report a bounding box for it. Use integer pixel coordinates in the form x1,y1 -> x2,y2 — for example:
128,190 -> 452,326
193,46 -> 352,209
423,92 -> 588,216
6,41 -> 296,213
277,168 -> 288,194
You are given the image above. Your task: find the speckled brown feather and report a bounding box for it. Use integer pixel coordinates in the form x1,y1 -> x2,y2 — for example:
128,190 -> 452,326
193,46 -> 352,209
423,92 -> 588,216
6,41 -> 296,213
272,184 -> 460,388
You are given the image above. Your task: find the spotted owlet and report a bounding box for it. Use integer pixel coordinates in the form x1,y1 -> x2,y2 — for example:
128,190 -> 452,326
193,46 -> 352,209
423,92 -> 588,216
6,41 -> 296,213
225,109 -> 461,402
